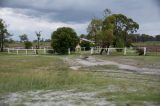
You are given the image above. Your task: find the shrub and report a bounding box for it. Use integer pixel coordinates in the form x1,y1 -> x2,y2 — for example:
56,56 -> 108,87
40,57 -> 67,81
51,27 -> 79,54
24,41 -> 32,49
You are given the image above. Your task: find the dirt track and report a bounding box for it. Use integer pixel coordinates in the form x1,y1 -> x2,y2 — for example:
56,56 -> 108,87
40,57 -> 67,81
65,56 -> 160,76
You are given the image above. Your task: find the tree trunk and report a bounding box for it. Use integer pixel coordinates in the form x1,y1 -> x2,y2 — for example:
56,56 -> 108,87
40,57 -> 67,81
1,42 -> 3,52
37,37 -> 40,49
0,39 -> 1,52
0,35 -> 4,52
100,49 -> 104,55
38,40 -> 40,49
36,45 -> 38,54
100,43 -> 110,55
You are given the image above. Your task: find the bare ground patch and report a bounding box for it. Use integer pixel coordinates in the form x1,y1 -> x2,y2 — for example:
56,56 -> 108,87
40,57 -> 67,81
0,90 -> 115,106
65,56 -> 160,76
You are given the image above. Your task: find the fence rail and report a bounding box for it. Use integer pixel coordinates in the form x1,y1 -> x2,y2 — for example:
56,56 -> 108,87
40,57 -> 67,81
5,48 -> 54,55
3,47 -> 160,56
90,47 -> 147,56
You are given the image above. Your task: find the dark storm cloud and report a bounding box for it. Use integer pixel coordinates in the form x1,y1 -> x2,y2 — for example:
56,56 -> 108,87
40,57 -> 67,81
0,0 -> 106,23
1,0 -> 159,23
53,10 -> 96,23
155,0 -> 160,10
9,8 -> 95,23
155,0 -> 160,4
0,0 -> 160,37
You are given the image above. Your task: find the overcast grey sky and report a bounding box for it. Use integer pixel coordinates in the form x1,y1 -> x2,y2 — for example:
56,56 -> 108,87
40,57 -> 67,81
0,0 -> 160,40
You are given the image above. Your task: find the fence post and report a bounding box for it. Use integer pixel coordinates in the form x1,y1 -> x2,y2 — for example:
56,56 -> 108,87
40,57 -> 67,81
156,48 -> 158,56
107,48 -> 110,55
124,47 -> 127,55
68,48 -> 70,55
91,47 -> 94,55
97,47 -> 99,53
34,49 -> 36,54
144,47 -> 146,56
26,49 -> 28,55
17,49 -> 19,55
99,47 -> 102,53
44,48 -> 46,54
8,48 -> 10,54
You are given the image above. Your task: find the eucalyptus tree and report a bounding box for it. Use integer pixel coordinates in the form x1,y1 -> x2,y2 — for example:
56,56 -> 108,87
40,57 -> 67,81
97,15 -> 115,54
112,14 -> 139,47
87,18 -> 103,45
87,9 -> 139,54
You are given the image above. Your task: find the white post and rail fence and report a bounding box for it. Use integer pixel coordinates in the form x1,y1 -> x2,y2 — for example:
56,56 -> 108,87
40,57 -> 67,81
5,47 -> 148,55
7,48 -> 54,55
7,48 -> 72,55
90,47 -> 147,56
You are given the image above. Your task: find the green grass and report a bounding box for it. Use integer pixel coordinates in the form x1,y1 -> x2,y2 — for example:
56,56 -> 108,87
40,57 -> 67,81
0,55 -> 98,93
98,91 -> 160,106
0,54 -> 160,105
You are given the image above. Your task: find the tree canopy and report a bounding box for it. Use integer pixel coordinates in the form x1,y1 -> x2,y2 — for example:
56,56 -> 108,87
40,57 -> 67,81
87,11 -> 139,50
87,18 -> 102,44
112,14 -> 139,47
19,34 -> 28,42
97,15 -> 115,48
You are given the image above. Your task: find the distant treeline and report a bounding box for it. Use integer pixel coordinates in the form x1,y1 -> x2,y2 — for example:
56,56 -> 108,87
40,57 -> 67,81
5,34 -> 160,44
128,34 -> 160,42
5,39 -> 51,43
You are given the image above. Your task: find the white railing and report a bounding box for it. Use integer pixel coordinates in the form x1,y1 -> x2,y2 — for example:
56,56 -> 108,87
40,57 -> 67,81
90,47 -> 147,56
5,47 -> 148,56
6,48 -> 54,55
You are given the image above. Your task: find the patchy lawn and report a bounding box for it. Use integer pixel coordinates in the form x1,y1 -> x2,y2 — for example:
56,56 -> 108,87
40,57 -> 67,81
0,54 -> 160,106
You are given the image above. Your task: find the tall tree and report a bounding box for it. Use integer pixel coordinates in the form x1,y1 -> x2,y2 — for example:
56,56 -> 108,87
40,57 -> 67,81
35,31 -> 41,49
87,18 -> 102,45
87,9 -> 139,54
98,15 -> 115,54
112,14 -> 139,47
19,34 -> 28,42
0,19 -> 10,52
